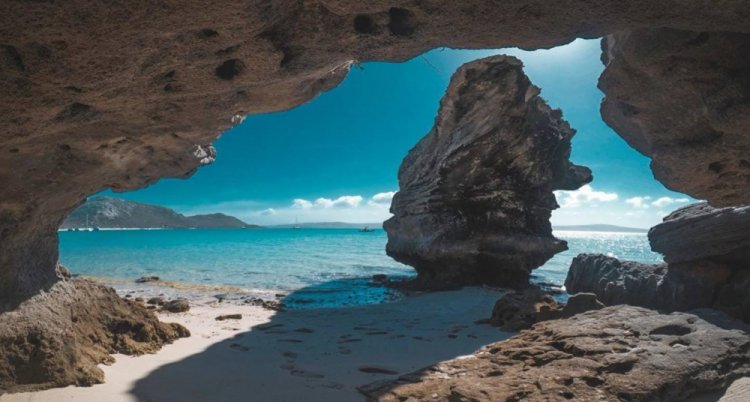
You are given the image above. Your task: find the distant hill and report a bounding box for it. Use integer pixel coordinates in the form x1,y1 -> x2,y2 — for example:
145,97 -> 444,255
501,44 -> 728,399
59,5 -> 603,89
269,222 -> 383,229
553,224 -> 647,233
61,197 -> 259,229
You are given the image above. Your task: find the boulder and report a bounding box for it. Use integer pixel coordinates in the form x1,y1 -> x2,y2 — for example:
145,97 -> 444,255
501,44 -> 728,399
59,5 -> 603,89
0,279 -> 189,393
360,306 -> 750,401
566,253 -> 749,322
489,289 -> 561,331
561,292 -> 604,317
649,203 -> 750,264
490,290 -> 605,331
385,56 -> 591,289
135,276 -> 160,283
147,297 -> 165,306
162,298 -> 190,313
565,253 -> 666,307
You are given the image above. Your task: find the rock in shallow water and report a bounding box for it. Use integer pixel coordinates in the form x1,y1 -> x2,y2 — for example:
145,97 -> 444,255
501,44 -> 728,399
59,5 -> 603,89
565,253 -> 667,308
567,203 -> 750,323
385,55 -> 591,289
360,306 -> 750,401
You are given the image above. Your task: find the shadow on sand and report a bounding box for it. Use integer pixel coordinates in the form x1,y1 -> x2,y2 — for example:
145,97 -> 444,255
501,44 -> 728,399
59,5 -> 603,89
129,282 -> 512,401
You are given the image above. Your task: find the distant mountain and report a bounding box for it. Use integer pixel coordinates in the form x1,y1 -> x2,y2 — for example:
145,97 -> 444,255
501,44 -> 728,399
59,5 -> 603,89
61,197 -> 259,229
553,224 -> 647,233
269,222 -> 383,229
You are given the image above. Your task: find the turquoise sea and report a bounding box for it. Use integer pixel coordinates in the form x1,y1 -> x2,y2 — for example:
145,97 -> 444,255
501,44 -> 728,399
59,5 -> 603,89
58,229 -> 663,307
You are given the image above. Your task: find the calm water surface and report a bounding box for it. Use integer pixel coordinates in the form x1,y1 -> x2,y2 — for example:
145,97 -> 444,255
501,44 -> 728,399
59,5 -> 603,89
58,229 -> 663,306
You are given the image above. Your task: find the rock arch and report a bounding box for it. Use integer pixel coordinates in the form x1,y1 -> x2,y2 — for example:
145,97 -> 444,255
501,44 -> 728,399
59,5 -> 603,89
2,0 -> 750,392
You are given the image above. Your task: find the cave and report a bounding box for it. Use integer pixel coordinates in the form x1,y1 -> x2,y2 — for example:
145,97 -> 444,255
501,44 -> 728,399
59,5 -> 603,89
1,1 -> 750,400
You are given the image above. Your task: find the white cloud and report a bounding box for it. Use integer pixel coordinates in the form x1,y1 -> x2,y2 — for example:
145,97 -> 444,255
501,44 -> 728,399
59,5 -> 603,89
651,196 -> 690,208
312,195 -> 363,208
292,199 -> 313,209
554,185 -> 618,209
625,195 -> 690,209
625,196 -> 652,209
212,192 -> 394,225
370,191 -> 396,204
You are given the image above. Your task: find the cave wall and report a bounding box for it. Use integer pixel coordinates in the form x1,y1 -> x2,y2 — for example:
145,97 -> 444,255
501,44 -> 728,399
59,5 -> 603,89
2,1 -> 750,301
600,29 -> 750,206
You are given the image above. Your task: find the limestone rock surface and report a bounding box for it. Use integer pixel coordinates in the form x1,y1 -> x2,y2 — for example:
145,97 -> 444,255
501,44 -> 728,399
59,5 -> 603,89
385,56 -> 591,288
649,203 -> 750,264
360,306 -> 750,402
490,290 -> 604,331
0,278 -> 189,393
3,0 -> 750,303
600,29 -> 750,207
565,253 -> 666,307
567,253 -> 746,318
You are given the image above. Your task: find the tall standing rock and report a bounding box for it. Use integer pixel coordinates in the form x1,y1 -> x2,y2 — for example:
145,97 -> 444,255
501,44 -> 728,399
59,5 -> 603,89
385,56 -> 591,289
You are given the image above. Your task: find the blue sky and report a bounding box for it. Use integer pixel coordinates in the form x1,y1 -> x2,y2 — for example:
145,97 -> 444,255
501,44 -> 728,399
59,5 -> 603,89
108,39 -> 693,228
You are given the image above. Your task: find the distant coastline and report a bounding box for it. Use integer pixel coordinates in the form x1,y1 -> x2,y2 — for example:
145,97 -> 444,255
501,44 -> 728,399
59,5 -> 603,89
62,196 -> 259,230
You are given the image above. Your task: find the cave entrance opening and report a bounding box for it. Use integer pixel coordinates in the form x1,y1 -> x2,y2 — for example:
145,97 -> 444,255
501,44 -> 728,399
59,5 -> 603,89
55,39 -> 685,307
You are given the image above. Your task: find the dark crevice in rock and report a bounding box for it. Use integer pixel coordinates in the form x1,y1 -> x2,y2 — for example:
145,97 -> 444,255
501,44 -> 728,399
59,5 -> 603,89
55,103 -> 95,121
388,8 -> 417,37
2,45 -> 25,72
215,59 -> 245,80
197,28 -> 218,39
353,14 -> 378,35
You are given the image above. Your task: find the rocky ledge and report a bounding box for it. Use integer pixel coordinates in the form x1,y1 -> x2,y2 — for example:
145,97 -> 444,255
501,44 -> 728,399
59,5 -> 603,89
384,55 -> 591,289
0,277 -> 189,393
360,305 -> 750,401
566,203 -> 750,322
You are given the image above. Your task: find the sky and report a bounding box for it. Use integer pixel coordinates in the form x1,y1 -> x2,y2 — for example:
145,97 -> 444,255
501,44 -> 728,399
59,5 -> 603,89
106,39 -> 694,228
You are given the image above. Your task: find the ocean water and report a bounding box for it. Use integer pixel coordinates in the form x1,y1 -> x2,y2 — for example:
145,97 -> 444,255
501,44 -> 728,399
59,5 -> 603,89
58,228 -> 663,307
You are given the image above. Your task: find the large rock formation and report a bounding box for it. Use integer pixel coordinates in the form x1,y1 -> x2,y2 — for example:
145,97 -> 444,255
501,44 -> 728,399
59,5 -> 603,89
2,0 -> 750,394
384,56 -> 592,288
566,203 -> 750,322
360,306 -> 750,401
600,29 -> 750,207
0,277 -> 189,393
2,0 -> 750,304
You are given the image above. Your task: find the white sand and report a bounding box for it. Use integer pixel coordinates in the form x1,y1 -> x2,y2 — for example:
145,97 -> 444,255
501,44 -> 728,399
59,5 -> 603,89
2,287 -> 512,402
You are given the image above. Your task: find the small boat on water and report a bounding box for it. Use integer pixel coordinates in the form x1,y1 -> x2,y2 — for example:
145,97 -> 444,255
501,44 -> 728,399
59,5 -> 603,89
359,226 -> 374,232
292,217 -> 301,230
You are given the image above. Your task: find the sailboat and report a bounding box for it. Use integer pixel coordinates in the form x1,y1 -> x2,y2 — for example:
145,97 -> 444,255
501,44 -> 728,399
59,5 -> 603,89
293,217 -> 300,230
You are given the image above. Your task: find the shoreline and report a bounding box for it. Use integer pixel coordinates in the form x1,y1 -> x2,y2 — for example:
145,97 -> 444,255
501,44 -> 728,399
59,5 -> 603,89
1,287 -> 509,402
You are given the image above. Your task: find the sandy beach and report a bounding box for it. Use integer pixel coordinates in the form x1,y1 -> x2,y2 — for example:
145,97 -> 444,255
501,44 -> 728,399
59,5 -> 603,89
1,287 -> 511,402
